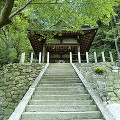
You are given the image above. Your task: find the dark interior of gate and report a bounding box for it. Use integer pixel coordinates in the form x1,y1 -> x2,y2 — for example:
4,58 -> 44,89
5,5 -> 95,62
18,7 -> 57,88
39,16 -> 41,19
27,25 -> 98,63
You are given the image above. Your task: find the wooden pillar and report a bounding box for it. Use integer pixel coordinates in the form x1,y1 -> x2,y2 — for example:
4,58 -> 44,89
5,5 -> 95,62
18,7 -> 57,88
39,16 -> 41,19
47,52 -> 49,63
78,52 -> 81,63
102,51 -> 105,62
39,52 -> 41,64
94,52 -> 97,63
86,52 -> 89,63
78,44 -> 80,52
70,52 -> 72,63
42,44 -> 46,63
20,53 -> 25,64
30,52 -> 33,63
109,51 -> 113,62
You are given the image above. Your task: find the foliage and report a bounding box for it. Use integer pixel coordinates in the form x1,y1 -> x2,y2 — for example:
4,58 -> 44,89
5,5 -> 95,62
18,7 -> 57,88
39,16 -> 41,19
94,66 -> 104,74
0,0 -> 119,28
0,0 -> 120,67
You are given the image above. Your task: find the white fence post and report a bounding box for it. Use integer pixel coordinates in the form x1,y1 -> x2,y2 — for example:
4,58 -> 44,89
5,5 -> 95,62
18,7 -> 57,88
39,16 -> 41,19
94,52 -> 97,63
78,52 -> 81,63
47,52 -> 49,63
30,52 -> 33,63
86,52 -> 89,63
102,51 -> 105,62
70,52 -> 72,63
109,51 -> 113,62
20,53 -> 25,64
39,52 -> 41,64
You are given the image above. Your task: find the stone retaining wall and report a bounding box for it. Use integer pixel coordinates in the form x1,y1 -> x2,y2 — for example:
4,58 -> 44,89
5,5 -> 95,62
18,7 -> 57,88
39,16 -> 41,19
0,63 -> 44,120
75,62 -> 120,104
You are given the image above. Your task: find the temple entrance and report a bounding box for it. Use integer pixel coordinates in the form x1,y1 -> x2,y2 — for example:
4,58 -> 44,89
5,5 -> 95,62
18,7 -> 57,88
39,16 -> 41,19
41,44 -> 80,63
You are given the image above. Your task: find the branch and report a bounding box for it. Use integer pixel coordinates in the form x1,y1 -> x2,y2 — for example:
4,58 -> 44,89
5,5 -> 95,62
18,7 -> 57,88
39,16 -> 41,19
0,0 -> 14,28
9,0 -> 33,18
1,28 -> 8,41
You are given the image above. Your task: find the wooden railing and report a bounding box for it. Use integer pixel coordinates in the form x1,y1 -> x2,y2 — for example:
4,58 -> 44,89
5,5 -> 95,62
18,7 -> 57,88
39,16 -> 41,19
20,51 -> 115,64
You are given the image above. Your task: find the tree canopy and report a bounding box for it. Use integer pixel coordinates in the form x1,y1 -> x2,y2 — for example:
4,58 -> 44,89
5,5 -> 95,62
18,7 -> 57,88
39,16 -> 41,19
0,0 -> 119,29
0,0 -> 120,67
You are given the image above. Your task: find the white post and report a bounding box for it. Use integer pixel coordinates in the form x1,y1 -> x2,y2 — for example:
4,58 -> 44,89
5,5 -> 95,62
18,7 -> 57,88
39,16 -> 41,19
20,53 -> 25,64
30,52 -> 33,63
47,52 -> 49,63
109,51 -> 113,62
102,51 -> 105,62
70,52 -> 72,63
86,52 -> 89,63
39,52 -> 41,64
94,52 -> 97,63
78,52 -> 81,63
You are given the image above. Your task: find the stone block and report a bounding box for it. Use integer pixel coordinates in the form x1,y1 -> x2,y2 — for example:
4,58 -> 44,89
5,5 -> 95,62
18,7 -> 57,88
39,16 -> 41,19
23,69 -> 31,73
0,92 -> 5,97
1,87 -> 7,90
114,89 -> 120,99
12,95 -> 18,99
109,92 -> 116,97
111,97 -> 119,101
8,103 -> 15,109
13,72 -> 20,76
5,93 -> 11,98
108,87 -> 113,92
2,101 -> 9,107
3,108 -> 13,115
113,84 -> 120,89
4,73 -> 12,77
6,98 -> 12,102
28,78 -> 33,81
107,80 -> 114,87
0,115 -> 4,120
12,87 -> 18,91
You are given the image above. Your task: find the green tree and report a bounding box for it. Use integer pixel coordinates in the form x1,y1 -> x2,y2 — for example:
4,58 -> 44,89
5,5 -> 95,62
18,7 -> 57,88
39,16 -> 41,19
0,0 -> 119,28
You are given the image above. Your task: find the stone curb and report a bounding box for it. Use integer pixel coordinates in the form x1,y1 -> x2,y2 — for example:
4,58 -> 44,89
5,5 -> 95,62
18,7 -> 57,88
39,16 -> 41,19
8,63 -> 49,120
71,63 -> 116,120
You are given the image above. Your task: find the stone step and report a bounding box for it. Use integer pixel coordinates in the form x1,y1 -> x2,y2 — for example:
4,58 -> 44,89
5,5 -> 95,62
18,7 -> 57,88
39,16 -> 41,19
40,78 -> 80,81
25,105 -> 98,112
37,83 -> 84,87
42,76 -> 79,78
29,100 -> 94,105
35,87 -> 85,91
31,94 -> 91,100
44,73 -> 78,77
39,81 -> 82,84
33,90 -> 88,95
21,111 -> 102,120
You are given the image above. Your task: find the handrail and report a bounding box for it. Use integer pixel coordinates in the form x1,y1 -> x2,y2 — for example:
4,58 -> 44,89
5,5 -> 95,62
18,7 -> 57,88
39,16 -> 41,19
71,63 -> 116,120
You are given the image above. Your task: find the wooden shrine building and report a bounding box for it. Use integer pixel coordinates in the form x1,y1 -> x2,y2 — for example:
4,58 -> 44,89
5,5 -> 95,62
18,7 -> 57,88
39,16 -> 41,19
27,21 -> 98,63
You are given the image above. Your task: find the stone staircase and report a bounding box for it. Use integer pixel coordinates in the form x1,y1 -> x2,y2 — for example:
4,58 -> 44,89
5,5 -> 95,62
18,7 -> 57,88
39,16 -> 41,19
20,63 -> 104,120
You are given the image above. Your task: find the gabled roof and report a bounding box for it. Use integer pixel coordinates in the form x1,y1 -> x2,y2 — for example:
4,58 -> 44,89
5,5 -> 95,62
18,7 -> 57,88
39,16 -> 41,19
53,20 -> 74,29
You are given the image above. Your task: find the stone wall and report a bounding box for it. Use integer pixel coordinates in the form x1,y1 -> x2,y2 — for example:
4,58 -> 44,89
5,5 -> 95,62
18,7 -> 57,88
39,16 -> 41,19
75,62 -> 120,104
0,63 -> 44,120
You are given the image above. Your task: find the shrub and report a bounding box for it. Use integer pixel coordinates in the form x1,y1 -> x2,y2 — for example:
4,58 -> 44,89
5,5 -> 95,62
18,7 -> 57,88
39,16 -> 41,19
94,66 -> 104,74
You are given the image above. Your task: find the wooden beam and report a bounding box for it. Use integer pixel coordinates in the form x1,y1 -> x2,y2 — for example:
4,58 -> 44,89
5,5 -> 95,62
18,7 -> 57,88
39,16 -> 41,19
42,44 -> 46,63
70,52 -> 72,63
20,53 -> 25,64
94,52 -> 97,63
86,52 -> 89,63
78,52 -> 81,63
78,44 -> 80,52
30,52 -> 33,63
47,52 -> 50,63
109,51 -> 113,62
39,52 -> 41,64
102,51 -> 105,62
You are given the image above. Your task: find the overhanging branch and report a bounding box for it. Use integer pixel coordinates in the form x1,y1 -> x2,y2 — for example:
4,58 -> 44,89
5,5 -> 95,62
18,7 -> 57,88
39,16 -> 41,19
9,0 -> 33,19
